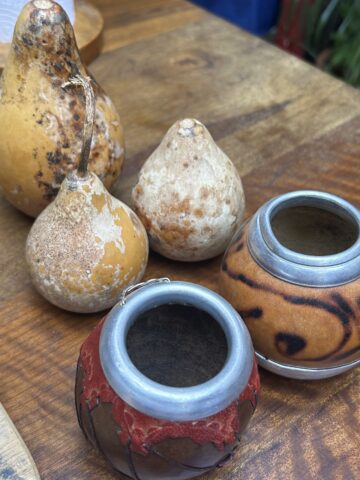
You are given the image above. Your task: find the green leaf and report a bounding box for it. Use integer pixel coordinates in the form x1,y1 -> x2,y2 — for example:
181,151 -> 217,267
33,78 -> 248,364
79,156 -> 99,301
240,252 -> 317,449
313,0 -> 341,51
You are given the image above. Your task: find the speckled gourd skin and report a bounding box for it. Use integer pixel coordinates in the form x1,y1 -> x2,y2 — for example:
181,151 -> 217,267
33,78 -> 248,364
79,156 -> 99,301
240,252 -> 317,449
26,172 -> 148,313
0,0 -> 124,217
220,224 -> 360,368
132,119 -> 245,262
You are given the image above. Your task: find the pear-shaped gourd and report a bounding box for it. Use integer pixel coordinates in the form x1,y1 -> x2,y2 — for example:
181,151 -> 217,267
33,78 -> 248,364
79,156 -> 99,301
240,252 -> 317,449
26,75 -> 148,313
0,0 -> 124,218
132,119 -> 245,262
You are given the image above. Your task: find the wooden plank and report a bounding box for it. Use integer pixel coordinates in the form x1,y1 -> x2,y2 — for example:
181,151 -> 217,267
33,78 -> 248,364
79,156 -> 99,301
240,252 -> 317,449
0,1 -> 359,479
90,0 -> 206,53
0,403 -> 40,480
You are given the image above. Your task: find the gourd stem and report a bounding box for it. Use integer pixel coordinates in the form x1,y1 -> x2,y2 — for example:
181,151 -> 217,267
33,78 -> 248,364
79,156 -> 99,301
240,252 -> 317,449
62,74 -> 95,177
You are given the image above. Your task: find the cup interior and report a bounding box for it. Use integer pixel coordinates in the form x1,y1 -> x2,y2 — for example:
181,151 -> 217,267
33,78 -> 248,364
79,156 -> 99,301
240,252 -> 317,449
270,204 -> 359,256
126,303 -> 228,388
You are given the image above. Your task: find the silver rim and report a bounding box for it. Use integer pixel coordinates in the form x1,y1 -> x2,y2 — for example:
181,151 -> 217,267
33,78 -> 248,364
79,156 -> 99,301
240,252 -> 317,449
100,281 -> 254,422
256,351 -> 360,380
248,190 -> 360,287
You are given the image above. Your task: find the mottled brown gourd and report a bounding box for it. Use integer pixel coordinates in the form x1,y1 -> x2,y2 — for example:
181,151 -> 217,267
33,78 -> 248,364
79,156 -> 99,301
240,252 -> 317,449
26,74 -> 148,313
0,0 -> 124,217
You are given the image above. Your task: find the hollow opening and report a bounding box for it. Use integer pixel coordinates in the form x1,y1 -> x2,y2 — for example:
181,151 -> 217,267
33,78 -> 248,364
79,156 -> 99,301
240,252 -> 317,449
271,205 -> 358,256
126,304 -> 228,388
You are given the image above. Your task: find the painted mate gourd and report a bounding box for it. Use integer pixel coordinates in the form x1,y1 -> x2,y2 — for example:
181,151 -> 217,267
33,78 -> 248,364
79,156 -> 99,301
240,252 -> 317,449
76,280 -> 260,479
220,190 -> 360,379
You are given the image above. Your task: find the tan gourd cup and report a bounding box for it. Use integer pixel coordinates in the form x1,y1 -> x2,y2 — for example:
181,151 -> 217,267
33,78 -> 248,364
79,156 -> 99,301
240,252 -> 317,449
220,190 -> 360,379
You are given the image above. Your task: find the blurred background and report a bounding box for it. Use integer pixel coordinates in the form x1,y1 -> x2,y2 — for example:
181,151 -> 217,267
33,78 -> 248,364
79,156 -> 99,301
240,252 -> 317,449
192,0 -> 360,87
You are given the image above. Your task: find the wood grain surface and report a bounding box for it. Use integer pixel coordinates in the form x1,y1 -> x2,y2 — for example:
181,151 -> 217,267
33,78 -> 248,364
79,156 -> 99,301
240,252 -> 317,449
0,1 -> 359,479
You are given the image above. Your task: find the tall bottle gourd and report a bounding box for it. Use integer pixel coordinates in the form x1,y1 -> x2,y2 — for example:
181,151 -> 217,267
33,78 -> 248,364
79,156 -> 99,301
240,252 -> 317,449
0,0 -> 124,217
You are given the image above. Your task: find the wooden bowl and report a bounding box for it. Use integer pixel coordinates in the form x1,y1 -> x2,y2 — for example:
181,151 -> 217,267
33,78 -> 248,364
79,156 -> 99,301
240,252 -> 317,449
0,0 -> 103,72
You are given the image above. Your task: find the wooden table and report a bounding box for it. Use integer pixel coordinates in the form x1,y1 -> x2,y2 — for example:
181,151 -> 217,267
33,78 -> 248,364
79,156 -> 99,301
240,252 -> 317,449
1,1 -> 359,479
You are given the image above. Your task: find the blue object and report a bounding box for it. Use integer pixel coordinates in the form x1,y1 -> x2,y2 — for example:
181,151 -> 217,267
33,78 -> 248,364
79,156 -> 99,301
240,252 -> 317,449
192,0 -> 280,35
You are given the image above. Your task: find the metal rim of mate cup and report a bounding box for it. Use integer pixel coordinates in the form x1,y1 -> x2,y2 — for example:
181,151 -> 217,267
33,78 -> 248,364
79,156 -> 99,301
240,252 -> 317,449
100,279 -> 254,422
247,190 -> 360,380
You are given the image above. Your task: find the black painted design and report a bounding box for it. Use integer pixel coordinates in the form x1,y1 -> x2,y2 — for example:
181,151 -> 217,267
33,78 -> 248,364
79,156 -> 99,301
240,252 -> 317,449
275,332 -> 307,356
281,294 -> 352,358
222,260 -> 355,361
224,269 -> 260,289
283,293 -> 352,329
330,293 -> 355,317
238,308 -> 263,319
333,344 -> 360,361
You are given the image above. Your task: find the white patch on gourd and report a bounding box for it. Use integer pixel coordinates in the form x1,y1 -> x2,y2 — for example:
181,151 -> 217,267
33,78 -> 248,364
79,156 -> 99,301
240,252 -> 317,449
88,183 -> 126,255
114,142 -> 124,159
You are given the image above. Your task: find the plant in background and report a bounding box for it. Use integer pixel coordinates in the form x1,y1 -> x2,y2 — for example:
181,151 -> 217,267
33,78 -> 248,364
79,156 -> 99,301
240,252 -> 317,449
276,0 -> 360,87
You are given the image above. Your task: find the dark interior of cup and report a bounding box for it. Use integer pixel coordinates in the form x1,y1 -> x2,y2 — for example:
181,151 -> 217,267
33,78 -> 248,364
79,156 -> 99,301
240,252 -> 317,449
271,205 -> 358,256
126,304 -> 228,388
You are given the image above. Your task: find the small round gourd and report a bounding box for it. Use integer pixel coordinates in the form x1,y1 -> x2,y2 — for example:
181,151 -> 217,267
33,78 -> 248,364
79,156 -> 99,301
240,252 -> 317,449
26,75 -> 148,313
